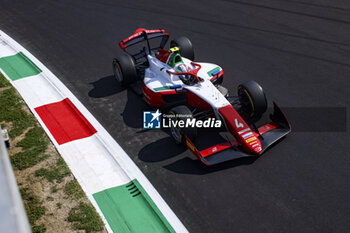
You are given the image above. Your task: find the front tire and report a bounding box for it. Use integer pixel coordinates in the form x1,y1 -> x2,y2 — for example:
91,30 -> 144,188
112,54 -> 138,86
238,80 -> 267,118
168,105 -> 197,144
170,36 -> 195,61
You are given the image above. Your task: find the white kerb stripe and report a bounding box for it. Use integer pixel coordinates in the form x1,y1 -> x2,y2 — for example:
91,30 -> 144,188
59,135 -> 131,194
0,38 -> 17,57
10,74 -> 64,109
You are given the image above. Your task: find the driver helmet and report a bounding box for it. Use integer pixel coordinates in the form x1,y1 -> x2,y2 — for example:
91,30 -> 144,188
175,63 -> 192,84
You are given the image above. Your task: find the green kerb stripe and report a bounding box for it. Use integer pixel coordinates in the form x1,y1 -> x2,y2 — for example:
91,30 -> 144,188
93,179 -> 175,233
207,67 -> 220,77
0,52 -> 42,81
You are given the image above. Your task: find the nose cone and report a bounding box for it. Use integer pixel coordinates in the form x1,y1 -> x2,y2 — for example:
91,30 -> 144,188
243,136 -> 262,154
253,145 -> 262,153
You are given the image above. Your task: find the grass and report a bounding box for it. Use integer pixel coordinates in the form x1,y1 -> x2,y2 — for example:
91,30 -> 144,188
20,188 -> 46,232
0,73 -> 49,170
17,127 -> 48,149
11,148 -> 49,170
32,224 -> 46,233
56,202 -> 62,209
11,126 -> 50,170
68,202 -> 104,233
64,180 -> 84,200
35,157 -> 70,183
0,87 -> 36,138
0,73 -> 10,87
50,185 -> 59,193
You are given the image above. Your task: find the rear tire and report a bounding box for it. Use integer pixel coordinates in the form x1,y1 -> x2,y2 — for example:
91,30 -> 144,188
112,54 -> 138,86
238,80 -> 267,119
170,37 -> 195,61
168,105 -> 197,144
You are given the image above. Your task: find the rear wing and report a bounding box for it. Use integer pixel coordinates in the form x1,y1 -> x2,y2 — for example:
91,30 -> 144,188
119,28 -> 169,59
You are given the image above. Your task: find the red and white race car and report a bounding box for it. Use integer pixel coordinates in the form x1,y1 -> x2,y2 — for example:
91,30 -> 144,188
113,28 -> 291,165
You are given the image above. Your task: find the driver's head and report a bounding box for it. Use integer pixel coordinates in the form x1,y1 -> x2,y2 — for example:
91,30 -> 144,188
175,63 -> 192,84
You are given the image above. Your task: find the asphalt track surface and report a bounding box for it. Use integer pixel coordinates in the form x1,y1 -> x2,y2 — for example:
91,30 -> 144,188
1,0 -> 350,232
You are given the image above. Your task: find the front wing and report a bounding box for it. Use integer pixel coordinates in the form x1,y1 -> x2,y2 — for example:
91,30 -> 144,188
185,102 -> 291,165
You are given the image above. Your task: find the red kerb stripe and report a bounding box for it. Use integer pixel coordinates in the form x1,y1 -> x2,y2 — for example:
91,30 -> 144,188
35,98 -> 97,145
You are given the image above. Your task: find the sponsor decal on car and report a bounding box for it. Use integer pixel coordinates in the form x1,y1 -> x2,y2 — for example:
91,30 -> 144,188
245,137 -> 257,143
242,132 -> 253,139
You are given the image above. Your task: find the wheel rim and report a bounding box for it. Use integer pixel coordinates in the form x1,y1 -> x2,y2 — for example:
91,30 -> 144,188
113,62 -> 123,82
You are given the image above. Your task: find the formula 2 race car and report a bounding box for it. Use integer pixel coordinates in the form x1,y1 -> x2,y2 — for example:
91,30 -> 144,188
113,28 -> 291,165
